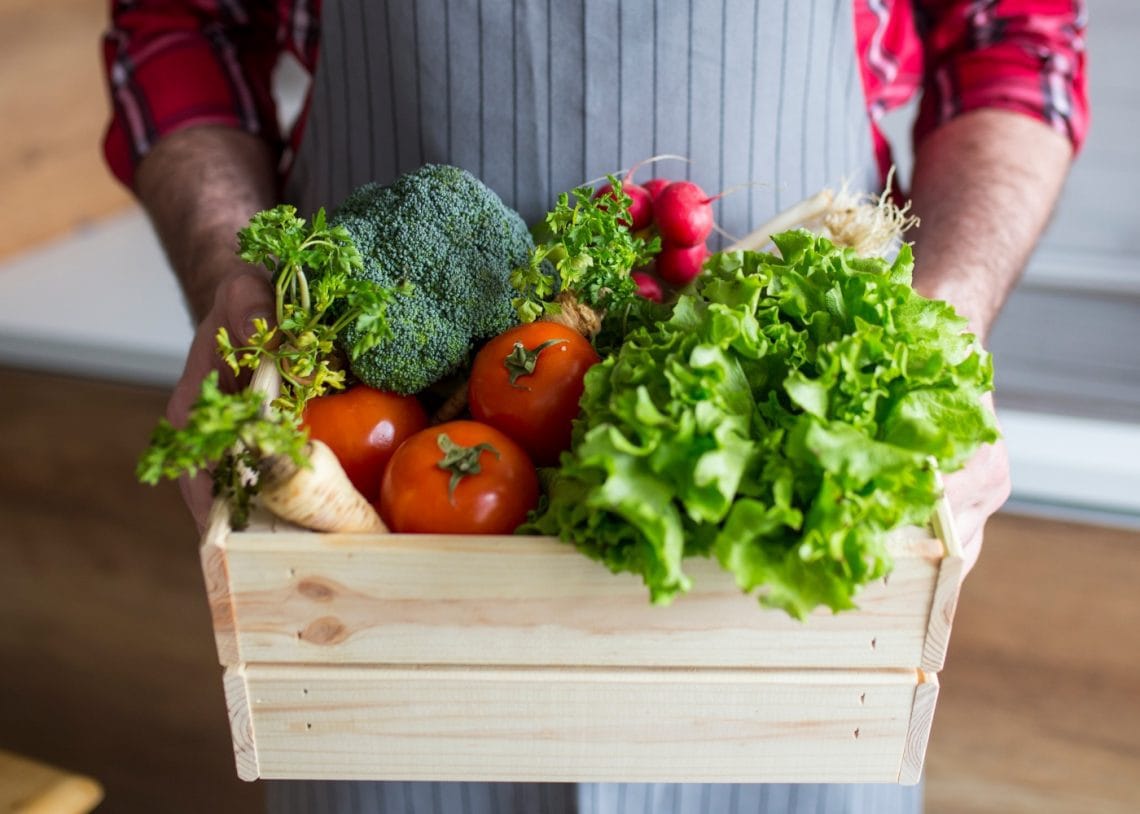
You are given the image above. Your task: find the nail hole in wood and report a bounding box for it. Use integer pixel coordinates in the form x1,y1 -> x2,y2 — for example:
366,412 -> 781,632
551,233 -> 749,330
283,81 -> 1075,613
859,692 -> 866,705
302,688 -> 309,696
288,568 -> 296,578
306,723 -> 312,730
853,728 -> 860,739
870,637 -> 877,650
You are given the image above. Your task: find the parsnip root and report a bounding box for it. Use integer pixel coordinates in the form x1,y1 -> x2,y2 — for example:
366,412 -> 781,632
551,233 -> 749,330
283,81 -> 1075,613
258,439 -> 389,532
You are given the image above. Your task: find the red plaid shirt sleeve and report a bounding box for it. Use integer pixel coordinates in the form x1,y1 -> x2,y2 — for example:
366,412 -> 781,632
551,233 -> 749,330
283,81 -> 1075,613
910,0 -> 1089,151
855,0 -> 1088,173
102,0 -> 318,188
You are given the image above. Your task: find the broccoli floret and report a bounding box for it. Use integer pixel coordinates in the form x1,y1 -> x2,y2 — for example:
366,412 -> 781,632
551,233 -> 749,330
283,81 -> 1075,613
331,164 -> 533,394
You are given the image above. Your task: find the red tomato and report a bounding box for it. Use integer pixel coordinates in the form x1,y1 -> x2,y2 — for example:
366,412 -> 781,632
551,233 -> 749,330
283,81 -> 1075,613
468,323 -> 600,466
301,386 -> 429,501
379,420 -> 539,534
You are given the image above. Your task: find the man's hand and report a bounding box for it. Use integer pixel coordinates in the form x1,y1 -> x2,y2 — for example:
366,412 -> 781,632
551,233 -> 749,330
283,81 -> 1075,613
134,126 -> 278,531
941,394 -> 1011,577
909,109 -> 1072,574
166,271 -> 274,531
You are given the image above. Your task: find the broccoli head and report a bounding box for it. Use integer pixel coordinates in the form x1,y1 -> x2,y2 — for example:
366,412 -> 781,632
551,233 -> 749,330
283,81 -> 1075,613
332,164 -> 533,394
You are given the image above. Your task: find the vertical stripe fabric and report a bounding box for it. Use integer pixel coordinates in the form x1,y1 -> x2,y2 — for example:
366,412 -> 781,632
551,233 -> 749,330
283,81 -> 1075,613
284,0 -> 879,241
275,2 -> 902,812
267,780 -> 923,813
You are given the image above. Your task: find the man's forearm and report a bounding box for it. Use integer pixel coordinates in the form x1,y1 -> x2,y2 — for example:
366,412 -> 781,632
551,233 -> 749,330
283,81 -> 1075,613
135,127 -> 278,322
908,109 -> 1073,341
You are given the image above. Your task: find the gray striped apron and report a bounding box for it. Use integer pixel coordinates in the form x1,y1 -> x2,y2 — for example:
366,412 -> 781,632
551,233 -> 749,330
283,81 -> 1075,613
278,2 -> 914,812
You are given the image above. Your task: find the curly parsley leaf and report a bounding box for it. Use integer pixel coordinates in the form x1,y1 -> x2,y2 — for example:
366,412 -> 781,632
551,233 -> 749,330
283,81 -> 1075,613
136,372 -> 309,528
511,178 -> 659,332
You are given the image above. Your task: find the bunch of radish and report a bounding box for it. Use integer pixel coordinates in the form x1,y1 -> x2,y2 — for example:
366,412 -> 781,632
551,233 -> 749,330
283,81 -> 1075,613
595,161 -> 720,299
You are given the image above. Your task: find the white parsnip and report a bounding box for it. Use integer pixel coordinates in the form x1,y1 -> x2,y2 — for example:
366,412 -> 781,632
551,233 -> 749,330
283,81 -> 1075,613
258,440 -> 388,533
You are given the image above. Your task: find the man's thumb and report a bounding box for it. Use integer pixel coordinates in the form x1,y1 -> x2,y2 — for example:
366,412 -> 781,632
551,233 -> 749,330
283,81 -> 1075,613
220,272 -> 275,344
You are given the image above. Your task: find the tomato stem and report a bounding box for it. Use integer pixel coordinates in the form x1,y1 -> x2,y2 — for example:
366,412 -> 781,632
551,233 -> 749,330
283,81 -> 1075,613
503,338 -> 567,389
436,433 -> 499,503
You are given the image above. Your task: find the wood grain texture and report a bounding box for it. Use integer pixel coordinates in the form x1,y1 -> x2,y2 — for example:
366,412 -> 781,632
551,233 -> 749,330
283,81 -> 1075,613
220,522 -> 946,670
898,672 -> 939,785
222,667 -> 260,782
242,664 -> 921,783
0,0 -> 132,261
201,501 -> 240,666
920,553 -> 963,672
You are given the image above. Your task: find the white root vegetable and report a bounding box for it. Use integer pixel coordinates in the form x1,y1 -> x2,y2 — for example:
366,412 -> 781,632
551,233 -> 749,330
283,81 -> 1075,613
728,170 -> 918,257
258,439 -> 389,533
247,363 -> 389,533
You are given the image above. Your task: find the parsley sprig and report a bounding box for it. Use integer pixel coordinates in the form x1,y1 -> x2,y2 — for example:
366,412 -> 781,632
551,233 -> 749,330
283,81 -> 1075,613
510,178 -> 659,325
138,205 -> 405,527
136,371 -> 308,527
219,206 -> 408,416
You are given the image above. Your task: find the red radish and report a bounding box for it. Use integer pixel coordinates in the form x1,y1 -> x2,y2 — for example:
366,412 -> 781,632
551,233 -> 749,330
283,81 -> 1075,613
594,182 -> 654,231
642,178 -> 670,199
654,181 -> 715,247
656,242 -> 709,286
632,271 -> 664,302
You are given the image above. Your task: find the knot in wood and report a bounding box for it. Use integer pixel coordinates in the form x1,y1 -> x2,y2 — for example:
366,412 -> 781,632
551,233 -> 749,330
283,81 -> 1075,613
297,578 -> 337,602
300,616 -> 349,645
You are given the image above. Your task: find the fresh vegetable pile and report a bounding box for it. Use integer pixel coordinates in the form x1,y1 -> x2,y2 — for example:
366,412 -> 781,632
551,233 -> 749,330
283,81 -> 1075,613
138,162 -> 998,620
526,231 -> 997,618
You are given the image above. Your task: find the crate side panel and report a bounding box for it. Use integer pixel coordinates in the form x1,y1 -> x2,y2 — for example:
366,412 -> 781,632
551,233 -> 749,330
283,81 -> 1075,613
243,665 -> 921,783
224,531 -> 942,669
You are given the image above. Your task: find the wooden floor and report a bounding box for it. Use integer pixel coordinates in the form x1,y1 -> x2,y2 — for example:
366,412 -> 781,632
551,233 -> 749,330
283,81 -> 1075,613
2,367 -> 1138,813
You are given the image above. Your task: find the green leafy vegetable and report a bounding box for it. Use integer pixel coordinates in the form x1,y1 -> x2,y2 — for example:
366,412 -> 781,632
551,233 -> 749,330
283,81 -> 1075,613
526,230 -> 998,619
136,372 -> 308,527
220,205 -> 406,416
139,204 -> 403,525
511,178 -> 660,329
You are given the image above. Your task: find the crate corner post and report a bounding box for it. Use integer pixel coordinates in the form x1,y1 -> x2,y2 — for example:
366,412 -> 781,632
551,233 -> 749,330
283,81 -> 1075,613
200,500 -> 242,666
223,665 -> 262,782
921,493 -> 965,672
898,671 -> 939,785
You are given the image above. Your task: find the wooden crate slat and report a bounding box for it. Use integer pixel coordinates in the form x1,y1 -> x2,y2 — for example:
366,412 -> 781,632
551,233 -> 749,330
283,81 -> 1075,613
241,664 -> 922,783
223,666 -> 261,782
898,671 -> 939,785
220,525 -> 945,670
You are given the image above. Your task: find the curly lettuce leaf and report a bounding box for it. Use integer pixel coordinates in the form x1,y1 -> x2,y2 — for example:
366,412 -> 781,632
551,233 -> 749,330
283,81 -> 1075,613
527,230 -> 998,619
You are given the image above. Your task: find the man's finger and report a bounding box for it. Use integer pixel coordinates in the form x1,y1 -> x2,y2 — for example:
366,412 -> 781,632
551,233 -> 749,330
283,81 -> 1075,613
221,272 -> 275,344
180,471 -> 215,535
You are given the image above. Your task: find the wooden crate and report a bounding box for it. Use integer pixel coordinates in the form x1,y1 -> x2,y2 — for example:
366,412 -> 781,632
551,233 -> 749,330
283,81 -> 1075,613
202,490 -> 962,785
